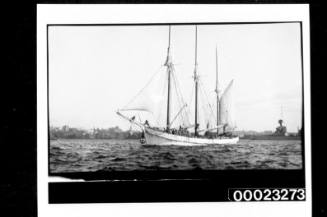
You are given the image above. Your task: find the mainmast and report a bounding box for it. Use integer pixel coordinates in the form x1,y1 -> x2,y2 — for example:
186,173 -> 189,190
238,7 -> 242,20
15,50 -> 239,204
165,26 -> 172,131
215,46 -> 220,135
194,26 -> 199,136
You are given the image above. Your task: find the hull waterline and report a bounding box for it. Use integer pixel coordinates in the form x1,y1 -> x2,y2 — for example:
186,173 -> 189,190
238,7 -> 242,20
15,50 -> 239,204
144,128 -> 239,146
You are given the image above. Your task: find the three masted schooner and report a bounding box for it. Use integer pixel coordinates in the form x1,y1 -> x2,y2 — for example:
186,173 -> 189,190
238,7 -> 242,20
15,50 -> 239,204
117,26 -> 239,145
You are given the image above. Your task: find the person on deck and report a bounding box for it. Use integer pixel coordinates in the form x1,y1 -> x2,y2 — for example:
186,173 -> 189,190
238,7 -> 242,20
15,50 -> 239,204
144,120 -> 150,127
178,126 -> 182,135
223,124 -> 227,135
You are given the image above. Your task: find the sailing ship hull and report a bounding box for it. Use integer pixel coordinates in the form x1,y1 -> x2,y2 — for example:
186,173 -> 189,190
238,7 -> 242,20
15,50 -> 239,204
144,128 -> 239,146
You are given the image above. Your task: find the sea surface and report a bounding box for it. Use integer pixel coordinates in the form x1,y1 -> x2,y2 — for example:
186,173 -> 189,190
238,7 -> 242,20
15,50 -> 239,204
50,139 -> 303,173
50,139 -> 302,173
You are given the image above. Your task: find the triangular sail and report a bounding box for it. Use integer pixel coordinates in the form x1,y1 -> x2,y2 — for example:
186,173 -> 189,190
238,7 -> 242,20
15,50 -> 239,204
119,26 -> 190,129
119,67 -> 168,127
219,80 -> 235,130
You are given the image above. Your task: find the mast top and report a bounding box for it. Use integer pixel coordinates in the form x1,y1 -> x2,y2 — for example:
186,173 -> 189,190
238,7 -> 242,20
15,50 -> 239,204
165,25 -> 172,130
165,25 -> 172,67
215,45 -> 219,94
215,45 -> 220,129
195,26 -> 198,66
168,25 -> 171,48
193,26 -> 199,82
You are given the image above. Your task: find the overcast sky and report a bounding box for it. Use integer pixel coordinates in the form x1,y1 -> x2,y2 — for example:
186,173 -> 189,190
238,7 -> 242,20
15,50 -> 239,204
49,23 -> 303,132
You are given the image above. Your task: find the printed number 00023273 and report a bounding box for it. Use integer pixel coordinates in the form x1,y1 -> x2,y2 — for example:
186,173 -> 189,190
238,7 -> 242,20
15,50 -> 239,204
228,188 -> 305,202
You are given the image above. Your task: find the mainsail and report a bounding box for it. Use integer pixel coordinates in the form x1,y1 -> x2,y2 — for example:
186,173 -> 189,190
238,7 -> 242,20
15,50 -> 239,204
219,80 -> 235,130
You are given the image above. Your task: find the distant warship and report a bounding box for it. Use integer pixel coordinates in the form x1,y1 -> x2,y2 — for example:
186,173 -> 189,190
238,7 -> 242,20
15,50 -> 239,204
242,118 -> 301,140
274,119 -> 287,136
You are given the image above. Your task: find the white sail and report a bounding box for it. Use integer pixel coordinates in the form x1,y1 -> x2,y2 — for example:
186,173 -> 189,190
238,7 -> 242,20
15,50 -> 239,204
219,80 -> 235,129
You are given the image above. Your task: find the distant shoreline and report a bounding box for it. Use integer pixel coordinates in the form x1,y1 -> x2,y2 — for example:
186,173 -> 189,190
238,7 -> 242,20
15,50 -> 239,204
50,138 -> 140,140
50,125 -> 302,141
241,135 -> 301,141
50,137 -> 301,142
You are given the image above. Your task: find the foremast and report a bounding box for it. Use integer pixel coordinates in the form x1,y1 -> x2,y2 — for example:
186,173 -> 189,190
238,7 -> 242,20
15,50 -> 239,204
194,26 -> 199,137
165,26 -> 173,132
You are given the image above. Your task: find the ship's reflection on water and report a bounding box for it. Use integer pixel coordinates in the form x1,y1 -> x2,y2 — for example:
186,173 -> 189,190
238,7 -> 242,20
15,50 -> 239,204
50,139 -> 302,173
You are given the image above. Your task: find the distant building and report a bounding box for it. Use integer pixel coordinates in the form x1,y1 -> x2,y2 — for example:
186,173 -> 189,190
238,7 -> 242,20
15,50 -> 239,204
62,125 -> 69,132
263,130 -> 273,135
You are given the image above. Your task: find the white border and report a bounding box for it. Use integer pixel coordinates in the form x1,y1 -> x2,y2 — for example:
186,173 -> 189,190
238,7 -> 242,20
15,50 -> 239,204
37,4 -> 311,217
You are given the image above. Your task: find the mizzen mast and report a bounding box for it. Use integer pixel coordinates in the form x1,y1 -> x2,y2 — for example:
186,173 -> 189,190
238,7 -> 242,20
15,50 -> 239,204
194,26 -> 199,136
165,26 -> 173,132
215,46 -> 220,135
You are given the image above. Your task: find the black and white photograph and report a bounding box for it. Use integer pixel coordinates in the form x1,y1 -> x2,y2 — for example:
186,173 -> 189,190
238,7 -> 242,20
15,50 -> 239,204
48,23 -> 304,173
37,4 -> 311,217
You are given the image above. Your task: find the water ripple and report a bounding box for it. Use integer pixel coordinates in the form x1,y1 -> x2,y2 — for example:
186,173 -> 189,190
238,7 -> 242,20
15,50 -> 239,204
50,139 -> 303,173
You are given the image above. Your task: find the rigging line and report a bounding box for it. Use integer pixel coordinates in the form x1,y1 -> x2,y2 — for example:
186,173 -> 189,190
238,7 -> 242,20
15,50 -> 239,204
156,71 -> 168,126
172,71 -> 186,126
189,83 -> 195,105
122,65 -> 164,109
199,86 -> 210,123
188,83 -> 195,122
174,73 -> 189,119
199,79 -> 214,112
171,69 -> 184,109
155,107 -> 163,127
199,79 -> 216,119
171,70 -> 189,125
171,71 -> 181,107
137,114 -> 142,123
172,68 -> 185,105
199,84 -> 215,127
171,68 -> 187,105
171,74 -> 182,125
199,84 -> 210,119
174,75 -> 191,125
180,95 -> 190,125
174,76 -> 186,121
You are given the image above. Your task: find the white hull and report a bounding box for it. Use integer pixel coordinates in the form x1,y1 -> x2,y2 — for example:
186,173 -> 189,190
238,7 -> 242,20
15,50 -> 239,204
144,128 -> 239,146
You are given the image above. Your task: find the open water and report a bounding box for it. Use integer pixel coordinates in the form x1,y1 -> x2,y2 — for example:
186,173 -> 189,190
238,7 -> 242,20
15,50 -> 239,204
49,139 -> 302,173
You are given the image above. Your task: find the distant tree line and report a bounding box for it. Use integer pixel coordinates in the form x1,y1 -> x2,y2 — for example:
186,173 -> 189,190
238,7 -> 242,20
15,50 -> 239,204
50,125 -> 142,140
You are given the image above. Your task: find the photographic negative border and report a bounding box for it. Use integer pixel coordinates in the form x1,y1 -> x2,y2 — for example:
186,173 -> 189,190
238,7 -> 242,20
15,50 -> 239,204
46,21 -> 306,203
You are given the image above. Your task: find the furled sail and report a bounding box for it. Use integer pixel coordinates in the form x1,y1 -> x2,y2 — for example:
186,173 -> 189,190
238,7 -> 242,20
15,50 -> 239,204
219,80 -> 235,130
